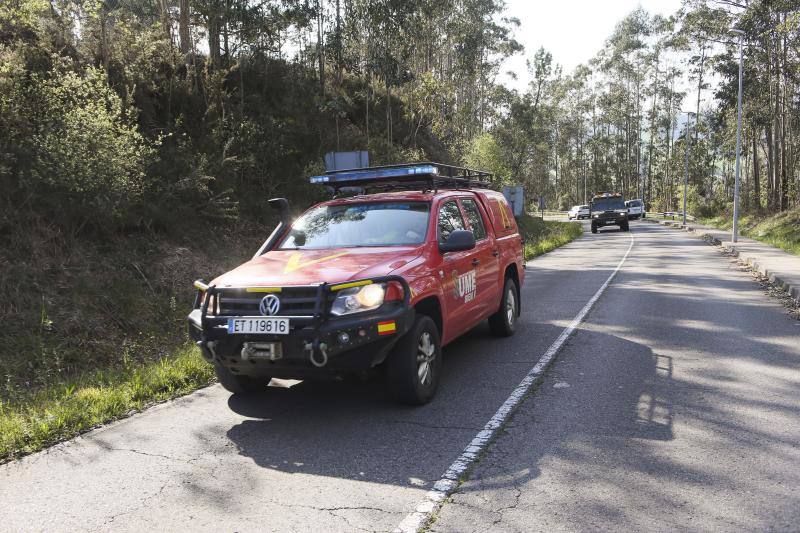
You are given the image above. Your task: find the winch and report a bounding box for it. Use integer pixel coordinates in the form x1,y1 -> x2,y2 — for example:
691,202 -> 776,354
241,342 -> 283,362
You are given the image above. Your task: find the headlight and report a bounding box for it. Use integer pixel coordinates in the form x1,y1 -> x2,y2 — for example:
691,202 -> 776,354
331,283 -> 386,315
592,213 -> 600,218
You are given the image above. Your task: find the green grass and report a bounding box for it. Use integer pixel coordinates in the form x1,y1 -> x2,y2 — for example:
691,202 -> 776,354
517,214 -> 583,260
701,208 -> 800,256
0,221 -> 270,464
0,345 -> 214,463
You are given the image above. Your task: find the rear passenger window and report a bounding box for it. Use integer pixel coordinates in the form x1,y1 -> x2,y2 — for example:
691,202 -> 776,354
461,199 -> 487,240
438,201 -> 466,243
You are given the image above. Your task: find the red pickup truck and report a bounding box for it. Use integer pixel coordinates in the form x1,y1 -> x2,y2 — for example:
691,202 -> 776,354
188,163 -> 525,404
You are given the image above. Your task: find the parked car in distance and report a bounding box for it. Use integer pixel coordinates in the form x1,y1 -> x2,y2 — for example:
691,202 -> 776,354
568,205 -> 590,220
625,199 -> 646,220
188,163 -> 525,405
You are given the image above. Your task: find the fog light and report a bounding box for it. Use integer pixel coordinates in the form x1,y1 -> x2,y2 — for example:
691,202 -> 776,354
358,328 -> 367,337
338,332 -> 350,344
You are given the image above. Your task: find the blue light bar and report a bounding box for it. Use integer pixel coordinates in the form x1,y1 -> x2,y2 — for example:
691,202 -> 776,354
309,165 -> 438,185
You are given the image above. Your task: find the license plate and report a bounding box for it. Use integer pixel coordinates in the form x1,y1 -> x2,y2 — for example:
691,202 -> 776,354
227,317 -> 290,335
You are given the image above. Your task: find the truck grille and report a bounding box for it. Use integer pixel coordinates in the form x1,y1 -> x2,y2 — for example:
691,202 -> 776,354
218,287 -> 332,317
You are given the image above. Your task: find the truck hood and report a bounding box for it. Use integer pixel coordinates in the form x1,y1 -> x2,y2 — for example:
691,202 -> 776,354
211,247 -> 422,287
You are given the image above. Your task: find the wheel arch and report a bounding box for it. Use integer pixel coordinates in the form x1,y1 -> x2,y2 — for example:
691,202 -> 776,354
414,295 -> 443,336
502,262 -> 521,313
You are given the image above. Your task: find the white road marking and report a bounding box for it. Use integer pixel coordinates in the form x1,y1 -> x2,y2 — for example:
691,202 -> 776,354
395,230 -> 635,533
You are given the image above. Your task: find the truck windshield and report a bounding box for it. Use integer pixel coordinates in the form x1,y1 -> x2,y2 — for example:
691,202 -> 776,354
591,199 -> 625,211
280,202 -> 430,249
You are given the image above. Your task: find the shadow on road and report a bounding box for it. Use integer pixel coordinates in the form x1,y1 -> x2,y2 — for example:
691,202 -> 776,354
218,324 -> 672,495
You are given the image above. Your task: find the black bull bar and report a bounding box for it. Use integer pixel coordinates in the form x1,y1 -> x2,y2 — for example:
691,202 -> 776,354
188,275 -> 412,368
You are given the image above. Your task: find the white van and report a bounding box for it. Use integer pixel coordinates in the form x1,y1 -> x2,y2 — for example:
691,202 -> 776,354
625,199 -> 646,220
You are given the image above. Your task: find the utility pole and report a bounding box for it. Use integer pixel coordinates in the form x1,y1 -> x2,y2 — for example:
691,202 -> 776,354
684,112 -> 691,226
731,28 -> 745,242
584,170 -> 587,205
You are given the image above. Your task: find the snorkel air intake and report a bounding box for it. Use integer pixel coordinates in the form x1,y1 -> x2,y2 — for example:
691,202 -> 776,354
252,198 -> 291,259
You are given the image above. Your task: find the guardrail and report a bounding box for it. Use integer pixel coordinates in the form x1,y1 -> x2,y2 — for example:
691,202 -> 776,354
659,211 -> 696,222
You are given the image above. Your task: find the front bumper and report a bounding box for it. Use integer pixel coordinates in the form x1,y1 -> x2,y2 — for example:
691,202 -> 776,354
187,276 -> 413,379
593,215 -> 627,226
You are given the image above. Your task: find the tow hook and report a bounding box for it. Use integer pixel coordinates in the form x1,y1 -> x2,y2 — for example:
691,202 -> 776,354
196,340 -> 218,362
306,340 -> 329,368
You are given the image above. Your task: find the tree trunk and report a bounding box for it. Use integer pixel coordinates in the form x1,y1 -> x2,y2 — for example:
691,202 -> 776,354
223,0 -> 230,60
335,0 -> 342,82
208,1 -> 221,68
317,0 -> 325,97
99,13 -> 109,73
179,0 -> 190,54
158,0 -> 171,42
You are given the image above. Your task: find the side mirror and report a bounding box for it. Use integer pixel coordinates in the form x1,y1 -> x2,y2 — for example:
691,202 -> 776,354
439,230 -> 476,254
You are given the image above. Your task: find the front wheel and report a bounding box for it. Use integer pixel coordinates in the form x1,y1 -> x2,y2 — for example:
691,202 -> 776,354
387,315 -> 442,405
214,362 -> 271,395
591,223 -> 598,233
489,277 -> 519,337
621,221 -> 630,231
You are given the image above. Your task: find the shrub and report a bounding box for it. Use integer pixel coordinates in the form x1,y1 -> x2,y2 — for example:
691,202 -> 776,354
4,62 -> 154,229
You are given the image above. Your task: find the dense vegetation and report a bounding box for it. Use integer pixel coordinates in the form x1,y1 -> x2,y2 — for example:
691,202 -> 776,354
0,0 -> 797,455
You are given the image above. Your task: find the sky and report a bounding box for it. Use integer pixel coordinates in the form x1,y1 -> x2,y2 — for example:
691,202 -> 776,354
500,0 -> 684,92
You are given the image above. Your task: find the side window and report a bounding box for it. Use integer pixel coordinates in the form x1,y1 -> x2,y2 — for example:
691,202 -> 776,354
438,201 -> 466,243
461,198 -> 487,240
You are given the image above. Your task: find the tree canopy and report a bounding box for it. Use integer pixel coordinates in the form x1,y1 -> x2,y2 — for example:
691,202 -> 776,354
0,0 -> 798,235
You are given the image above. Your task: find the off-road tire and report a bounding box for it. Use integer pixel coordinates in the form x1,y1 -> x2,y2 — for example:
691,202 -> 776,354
387,315 -> 442,405
214,362 -> 271,394
489,277 -> 519,337
591,223 -> 598,233
621,221 -> 630,231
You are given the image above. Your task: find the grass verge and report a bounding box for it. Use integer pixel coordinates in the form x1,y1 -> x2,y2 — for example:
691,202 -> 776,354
517,214 -> 583,260
0,345 -> 214,464
701,208 -> 800,256
0,221 -> 267,464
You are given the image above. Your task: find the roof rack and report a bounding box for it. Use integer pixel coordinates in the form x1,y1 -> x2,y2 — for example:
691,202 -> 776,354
309,162 -> 493,194
592,191 -> 623,199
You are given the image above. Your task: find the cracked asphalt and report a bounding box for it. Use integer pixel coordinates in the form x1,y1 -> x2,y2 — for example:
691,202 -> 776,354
3,222 -> 800,532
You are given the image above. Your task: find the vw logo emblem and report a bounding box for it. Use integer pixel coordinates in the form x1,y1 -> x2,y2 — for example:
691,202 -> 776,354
259,294 -> 281,316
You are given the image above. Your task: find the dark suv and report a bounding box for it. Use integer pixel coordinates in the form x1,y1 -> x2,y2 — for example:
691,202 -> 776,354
590,192 -> 629,233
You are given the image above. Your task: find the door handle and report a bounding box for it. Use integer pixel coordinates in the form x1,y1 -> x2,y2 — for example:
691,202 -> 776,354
472,258 -> 480,266
492,250 -> 499,257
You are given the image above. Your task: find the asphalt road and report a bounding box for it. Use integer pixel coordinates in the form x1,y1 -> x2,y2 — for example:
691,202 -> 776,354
3,221 -> 799,532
